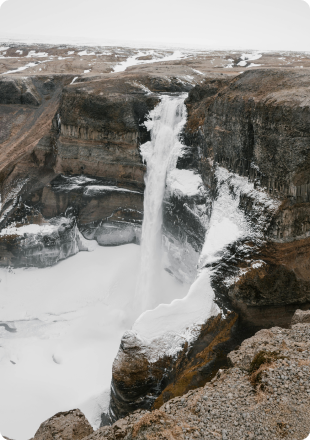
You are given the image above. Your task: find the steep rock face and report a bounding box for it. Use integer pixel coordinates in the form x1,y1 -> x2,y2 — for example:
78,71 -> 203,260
53,76 -> 158,186
184,69 -> 310,328
162,186 -> 210,283
109,70 -> 310,422
109,312 -> 252,423
0,216 -> 90,267
0,74 -> 190,264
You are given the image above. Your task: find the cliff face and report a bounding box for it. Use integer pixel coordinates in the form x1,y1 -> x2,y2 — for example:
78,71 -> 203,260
183,69 -> 310,328
110,69 -> 310,422
0,74 -> 190,266
109,311 -> 244,423
2,67 -> 310,430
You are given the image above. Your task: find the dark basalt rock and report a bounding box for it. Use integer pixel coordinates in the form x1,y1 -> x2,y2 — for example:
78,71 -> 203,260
183,69 -> 310,328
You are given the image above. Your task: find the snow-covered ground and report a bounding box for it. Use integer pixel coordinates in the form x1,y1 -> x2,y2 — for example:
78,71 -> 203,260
0,242 -> 189,440
2,59 -> 51,74
237,52 -> 262,67
166,169 -> 204,198
113,50 -> 187,72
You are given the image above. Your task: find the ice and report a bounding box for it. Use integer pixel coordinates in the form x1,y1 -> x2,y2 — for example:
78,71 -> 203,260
83,185 -> 141,196
247,63 -> 263,68
238,52 -> 262,66
240,52 -> 262,61
58,56 -> 73,60
0,243 -> 187,439
133,164 -> 280,348
2,62 -> 37,74
166,169 -> 203,198
200,167 -> 249,267
133,268 -> 219,341
79,389 -> 111,429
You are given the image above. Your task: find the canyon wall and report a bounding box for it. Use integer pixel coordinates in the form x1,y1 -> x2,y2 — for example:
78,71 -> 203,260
109,69 -> 310,422
183,69 -> 310,327
0,74 -> 190,266
1,68 -> 310,425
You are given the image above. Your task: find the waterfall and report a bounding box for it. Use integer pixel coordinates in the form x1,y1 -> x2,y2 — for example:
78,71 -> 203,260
135,94 -> 187,314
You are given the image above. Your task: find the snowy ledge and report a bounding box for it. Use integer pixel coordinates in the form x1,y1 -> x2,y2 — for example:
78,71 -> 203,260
166,169 -> 204,198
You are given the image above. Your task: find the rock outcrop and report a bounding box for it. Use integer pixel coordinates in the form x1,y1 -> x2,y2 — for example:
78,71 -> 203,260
31,409 -> 93,440
291,309 -> 310,326
109,312 -> 245,422
83,316 -> 310,440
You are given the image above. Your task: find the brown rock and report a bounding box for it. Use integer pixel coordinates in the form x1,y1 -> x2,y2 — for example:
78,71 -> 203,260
109,312 -> 247,421
89,324 -> 310,440
32,409 -> 93,440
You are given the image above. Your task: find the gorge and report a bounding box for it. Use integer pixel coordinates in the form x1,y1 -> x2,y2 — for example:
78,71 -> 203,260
0,43 -> 310,440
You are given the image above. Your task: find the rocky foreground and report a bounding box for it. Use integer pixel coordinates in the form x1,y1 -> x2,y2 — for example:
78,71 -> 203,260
28,310 -> 310,440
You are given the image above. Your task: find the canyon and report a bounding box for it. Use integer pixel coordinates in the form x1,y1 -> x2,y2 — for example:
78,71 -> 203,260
0,42 -> 310,440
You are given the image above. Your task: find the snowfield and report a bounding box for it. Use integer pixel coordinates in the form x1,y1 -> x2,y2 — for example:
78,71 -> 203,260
113,50 -> 187,72
0,243 -> 188,440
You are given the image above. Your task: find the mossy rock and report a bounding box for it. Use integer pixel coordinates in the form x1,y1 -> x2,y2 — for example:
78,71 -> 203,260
249,350 -> 286,373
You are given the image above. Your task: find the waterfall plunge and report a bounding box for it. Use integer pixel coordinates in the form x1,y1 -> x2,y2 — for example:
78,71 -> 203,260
135,94 -> 187,314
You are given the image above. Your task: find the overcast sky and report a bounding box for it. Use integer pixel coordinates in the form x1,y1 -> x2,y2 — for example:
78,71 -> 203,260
0,0 -> 310,51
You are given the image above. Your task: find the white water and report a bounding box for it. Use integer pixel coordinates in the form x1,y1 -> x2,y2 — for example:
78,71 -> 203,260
135,94 -> 187,314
